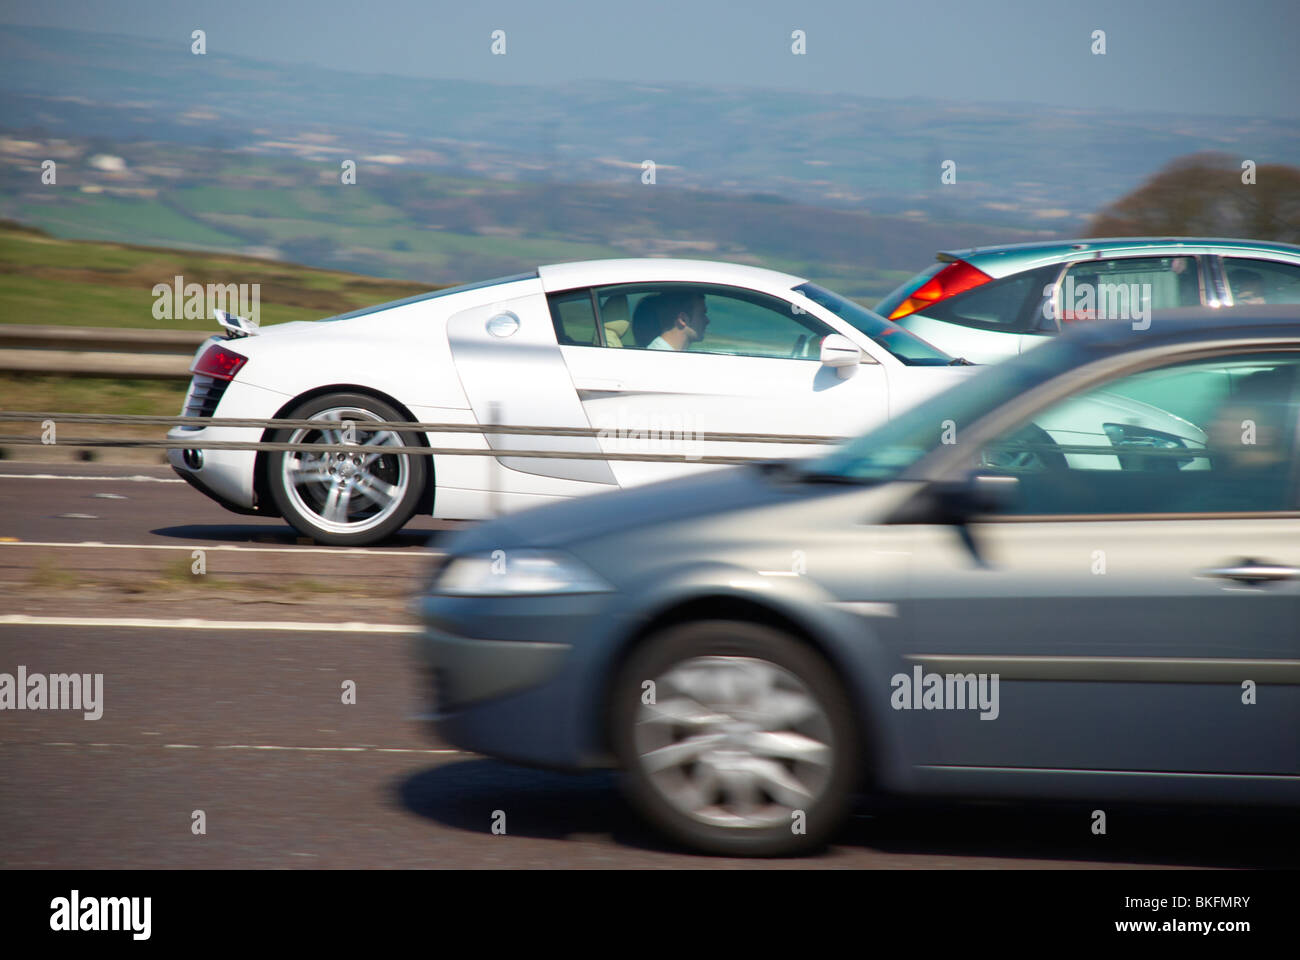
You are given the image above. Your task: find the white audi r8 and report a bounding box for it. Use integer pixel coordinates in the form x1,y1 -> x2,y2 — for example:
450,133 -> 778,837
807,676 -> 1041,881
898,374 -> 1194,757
167,259 -> 1203,545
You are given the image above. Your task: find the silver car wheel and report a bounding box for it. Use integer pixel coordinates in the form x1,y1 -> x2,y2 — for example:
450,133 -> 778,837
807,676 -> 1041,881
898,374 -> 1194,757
633,656 -> 835,829
279,406 -> 409,536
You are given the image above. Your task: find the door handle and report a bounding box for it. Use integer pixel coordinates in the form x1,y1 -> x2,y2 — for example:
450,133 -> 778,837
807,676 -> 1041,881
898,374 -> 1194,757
1198,559 -> 1300,586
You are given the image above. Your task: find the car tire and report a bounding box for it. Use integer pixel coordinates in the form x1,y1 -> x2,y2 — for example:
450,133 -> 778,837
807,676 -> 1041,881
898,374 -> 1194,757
611,620 -> 860,857
266,391 -> 426,546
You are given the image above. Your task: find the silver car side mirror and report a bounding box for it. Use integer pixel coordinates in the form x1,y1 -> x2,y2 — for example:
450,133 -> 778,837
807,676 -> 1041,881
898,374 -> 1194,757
820,334 -> 862,378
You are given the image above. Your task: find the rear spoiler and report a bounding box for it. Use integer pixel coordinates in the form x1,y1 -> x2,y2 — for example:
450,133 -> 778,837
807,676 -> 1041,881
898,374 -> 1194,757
215,309 -> 259,340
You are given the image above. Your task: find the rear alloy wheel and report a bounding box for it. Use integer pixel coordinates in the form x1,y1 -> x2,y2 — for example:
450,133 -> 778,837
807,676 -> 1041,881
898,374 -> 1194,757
612,621 -> 859,856
267,392 -> 426,546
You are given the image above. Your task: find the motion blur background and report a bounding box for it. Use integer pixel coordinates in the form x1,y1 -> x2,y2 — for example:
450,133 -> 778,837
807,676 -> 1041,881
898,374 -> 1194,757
1,0 -> 1297,309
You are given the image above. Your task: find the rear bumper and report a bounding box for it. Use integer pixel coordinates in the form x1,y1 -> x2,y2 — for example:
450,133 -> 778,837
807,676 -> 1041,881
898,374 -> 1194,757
165,377 -> 290,512
169,457 -> 263,516
166,432 -> 261,511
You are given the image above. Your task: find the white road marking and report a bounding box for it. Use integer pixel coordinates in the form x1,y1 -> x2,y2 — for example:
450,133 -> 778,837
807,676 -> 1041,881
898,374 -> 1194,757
0,614 -> 421,633
36,741 -> 461,754
0,540 -> 435,557
0,473 -> 182,483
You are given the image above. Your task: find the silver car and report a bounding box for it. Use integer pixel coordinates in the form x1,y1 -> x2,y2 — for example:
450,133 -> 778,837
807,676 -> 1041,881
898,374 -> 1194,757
414,306 -> 1300,856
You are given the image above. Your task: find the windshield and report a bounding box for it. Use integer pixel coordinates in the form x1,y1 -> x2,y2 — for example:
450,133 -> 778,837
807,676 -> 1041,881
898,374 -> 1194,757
808,338 -> 1080,481
795,282 -> 954,365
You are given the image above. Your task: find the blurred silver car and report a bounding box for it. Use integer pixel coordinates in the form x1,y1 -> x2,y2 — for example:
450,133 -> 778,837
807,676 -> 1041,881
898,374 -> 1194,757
414,306 -> 1300,856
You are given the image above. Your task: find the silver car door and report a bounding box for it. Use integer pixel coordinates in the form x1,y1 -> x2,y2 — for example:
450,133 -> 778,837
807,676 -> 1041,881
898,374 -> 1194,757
903,349 -> 1300,781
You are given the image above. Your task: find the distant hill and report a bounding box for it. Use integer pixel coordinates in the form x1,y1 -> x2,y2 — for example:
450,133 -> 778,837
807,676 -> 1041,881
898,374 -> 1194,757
0,135 -> 1049,300
3,24 -> 1296,233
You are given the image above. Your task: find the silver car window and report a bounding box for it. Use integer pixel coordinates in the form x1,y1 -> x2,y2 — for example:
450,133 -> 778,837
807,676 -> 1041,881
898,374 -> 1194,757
971,352 -> 1300,516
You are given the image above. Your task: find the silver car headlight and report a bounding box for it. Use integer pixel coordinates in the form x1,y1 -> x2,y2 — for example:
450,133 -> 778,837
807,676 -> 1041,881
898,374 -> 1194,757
431,549 -> 612,596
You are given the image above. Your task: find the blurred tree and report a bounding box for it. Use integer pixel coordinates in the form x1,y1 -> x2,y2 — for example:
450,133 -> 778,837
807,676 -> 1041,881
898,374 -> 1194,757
1088,152 -> 1300,244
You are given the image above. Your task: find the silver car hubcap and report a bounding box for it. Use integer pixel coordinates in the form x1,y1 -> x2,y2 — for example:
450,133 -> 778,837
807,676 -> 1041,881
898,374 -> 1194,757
280,406 -> 409,535
634,656 -> 835,829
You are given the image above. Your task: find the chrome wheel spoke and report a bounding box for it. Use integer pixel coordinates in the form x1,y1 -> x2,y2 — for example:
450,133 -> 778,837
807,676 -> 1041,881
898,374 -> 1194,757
321,482 -> 353,523
746,757 -> 815,807
746,730 -> 833,766
353,474 -> 399,507
360,433 -> 399,466
642,697 -> 731,727
640,733 -> 726,773
287,455 -> 332,486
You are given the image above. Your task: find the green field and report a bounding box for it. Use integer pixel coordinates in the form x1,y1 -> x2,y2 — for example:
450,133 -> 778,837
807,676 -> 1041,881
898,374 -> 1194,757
0,221 -> 435,330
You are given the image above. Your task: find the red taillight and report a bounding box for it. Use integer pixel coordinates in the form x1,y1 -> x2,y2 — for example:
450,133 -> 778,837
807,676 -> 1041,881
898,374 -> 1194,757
888,260 -> 993,320
192,344 -> 248,381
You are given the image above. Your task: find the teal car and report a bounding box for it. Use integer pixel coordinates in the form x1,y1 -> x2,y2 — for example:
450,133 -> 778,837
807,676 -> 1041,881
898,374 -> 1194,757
879,238 -> 1300,364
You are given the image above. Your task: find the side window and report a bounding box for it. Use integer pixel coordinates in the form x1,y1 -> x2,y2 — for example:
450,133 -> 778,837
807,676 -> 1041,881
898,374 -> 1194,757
1223,258 -> 1300,305
592,283 -> 835,360
547,290 -> 599,346
921,265 -> 1060,333
973,352 -> 1300,516
1059,256 -> 1200,323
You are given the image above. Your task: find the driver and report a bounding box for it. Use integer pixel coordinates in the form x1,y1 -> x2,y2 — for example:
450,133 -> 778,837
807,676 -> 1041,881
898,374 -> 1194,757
1229,268 -> 1267,305
641,292 -> 709,350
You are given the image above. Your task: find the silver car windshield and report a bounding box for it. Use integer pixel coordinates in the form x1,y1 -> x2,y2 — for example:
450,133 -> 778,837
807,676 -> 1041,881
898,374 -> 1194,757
810,341 -> 1075,481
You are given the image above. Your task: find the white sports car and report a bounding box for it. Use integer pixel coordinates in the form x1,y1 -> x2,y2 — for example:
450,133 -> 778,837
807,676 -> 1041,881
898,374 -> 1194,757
167,259 -> 1203,545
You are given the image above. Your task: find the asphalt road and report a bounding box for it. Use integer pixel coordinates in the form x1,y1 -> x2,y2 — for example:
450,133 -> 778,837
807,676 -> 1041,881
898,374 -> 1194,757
1,462 -> 1296,868
0,460 -> 458,548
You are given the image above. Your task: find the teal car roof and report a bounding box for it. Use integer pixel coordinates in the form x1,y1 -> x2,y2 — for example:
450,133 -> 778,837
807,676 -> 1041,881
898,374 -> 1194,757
939,238 -> 1300,276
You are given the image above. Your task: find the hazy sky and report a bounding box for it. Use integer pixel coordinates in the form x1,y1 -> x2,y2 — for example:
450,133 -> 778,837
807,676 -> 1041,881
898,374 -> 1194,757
3,0 -> 1299,118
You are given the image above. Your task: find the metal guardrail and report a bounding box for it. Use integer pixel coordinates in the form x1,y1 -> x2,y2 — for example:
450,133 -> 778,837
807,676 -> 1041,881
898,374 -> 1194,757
0,411 -> 845,443
0,411 -> 849,465
0,325 -> 205,378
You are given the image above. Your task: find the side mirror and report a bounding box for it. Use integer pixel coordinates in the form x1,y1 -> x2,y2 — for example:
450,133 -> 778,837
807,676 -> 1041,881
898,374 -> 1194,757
820,334 -> 862,378
888,472 -> 1018,567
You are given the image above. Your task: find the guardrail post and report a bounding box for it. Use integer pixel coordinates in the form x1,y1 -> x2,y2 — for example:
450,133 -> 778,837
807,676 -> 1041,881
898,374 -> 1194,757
488,401 -> 502,518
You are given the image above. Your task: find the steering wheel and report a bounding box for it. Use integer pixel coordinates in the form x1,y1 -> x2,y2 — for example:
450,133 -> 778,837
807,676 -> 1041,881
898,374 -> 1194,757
790,334 -> 808,359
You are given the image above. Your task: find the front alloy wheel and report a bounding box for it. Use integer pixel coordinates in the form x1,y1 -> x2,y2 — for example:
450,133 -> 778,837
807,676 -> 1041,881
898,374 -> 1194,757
613,621 -> 859,856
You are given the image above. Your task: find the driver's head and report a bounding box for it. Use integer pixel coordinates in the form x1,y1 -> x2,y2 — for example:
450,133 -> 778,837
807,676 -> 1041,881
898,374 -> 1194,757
656,292 -> 708,344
